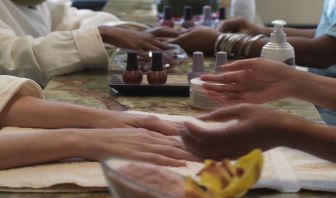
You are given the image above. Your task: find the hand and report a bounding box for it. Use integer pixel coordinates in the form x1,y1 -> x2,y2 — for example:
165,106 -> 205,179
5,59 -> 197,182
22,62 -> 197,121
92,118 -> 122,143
168,26 -> 221,55
145,27 -> 181,38
217,18 -> 271,36
96,111 -> 186,136
111,163 -> 185,198
201,58 -> 297,105
98,26 -> 170,51
182,104 -> 296,159
78,128 -> 199,167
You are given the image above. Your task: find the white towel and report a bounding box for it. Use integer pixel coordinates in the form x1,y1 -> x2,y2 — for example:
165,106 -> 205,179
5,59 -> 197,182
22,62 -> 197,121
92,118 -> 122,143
0,112 -> 335,193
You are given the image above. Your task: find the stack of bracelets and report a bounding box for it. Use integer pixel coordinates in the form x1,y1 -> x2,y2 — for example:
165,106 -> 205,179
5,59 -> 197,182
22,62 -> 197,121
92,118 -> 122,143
214,33 -> 266,57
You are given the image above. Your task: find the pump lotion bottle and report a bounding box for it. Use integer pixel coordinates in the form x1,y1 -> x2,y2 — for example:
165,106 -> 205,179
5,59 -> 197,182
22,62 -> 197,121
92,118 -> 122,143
260,20 -> 295,66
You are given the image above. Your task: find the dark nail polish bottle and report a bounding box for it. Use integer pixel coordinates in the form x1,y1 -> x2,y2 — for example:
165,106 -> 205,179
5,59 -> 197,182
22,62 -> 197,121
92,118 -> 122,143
188,51 -> 205,82
200,5 -> 213,27
147,52 -> 168,85
215,51 -> 227,72
160,6 -> 174,28
122,51 -> 143,84
181,6 -> 194,29
213,7 -> 226,28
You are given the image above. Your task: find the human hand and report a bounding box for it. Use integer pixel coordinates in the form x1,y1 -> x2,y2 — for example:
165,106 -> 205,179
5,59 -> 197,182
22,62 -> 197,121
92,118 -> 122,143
110,163 -> 185,198
145,27 -> 181,38
78,128 -> 199,167
201,58 -> 297,105
168,26 -> 221,54
217,17 -> 271,36
182,104 -> 295,159
98,26 -> 170,51
96,111 -> 186,136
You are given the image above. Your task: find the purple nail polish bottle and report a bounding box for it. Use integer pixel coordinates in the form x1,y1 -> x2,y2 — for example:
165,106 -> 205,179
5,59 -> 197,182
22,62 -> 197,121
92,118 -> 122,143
200,5 -> 213,27
181,6 -> 194,29
188,51 -> 205,82
215,51 -> 227,72
122,51 -> 143,84
147,52 -> 168,85
160,6 -> 174,28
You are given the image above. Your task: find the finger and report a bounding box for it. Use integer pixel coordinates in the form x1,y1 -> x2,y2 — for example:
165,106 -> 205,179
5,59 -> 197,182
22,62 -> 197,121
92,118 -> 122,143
144,144 -> 201,162
219,59 -> 254,72
202,83 -> 241,93
196,106 -> 243,121
150,39 -> 171,50
133,152 -> 186,167
147,120 -> 185,136
201,72 -> 241,84
141,43 -> 161,51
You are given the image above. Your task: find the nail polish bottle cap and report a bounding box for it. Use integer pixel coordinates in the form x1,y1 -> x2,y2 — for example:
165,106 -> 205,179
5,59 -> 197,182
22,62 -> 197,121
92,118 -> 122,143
183,6 -> 192,20
219,7 -> 226,20
192,51 -> 205,72
163,6 -> 172,20
202,6 -> 212,21
151,51 -> 164,71
216,51 -> 227,67
126,51 -> 139,71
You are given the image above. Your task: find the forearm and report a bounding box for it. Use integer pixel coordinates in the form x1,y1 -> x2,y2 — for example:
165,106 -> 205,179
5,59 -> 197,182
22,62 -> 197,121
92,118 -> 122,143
285,118 -> 336,163
0,95 -> 114,129
0,129 -> 81,170
244,35 -> 336,68
288,71 -> 336,111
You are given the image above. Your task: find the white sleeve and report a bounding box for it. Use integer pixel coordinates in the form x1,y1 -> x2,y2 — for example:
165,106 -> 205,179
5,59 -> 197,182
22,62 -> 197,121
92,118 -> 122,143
0,19 -> 108,87
0,75 -> 44,114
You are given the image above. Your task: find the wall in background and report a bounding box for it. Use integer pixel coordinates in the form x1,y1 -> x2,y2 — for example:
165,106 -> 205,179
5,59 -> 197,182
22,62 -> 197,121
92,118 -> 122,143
256,0 -> 323,25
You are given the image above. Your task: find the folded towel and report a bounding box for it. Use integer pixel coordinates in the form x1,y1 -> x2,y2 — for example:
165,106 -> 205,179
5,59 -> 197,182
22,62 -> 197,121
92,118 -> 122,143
0,112 -> 335,193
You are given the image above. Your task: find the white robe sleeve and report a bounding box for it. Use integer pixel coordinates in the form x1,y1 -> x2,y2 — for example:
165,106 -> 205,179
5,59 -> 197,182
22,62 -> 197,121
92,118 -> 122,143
0,75 -> 44,114
0,0 -> 147,86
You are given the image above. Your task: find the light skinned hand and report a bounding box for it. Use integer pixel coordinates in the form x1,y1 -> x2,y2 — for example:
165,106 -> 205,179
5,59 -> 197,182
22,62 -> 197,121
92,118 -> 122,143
79,128 -> 200,167
168,26 -> 221,54
217,17 -> 270,36
201,58 -> 296,105
98,26 -> 170,51
96,111 -> 186,136
182,104 -> 295,159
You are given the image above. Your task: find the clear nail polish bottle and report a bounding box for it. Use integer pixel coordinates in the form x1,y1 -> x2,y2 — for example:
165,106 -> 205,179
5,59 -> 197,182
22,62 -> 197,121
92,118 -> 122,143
122,51 -> 143,84
147,52 -> 168,85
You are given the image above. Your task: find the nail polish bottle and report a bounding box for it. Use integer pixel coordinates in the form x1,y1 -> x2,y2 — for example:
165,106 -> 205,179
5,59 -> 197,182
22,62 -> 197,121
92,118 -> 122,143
181,6 -> 194,29
199,5 -> 213,27
215,51 -> 227,72
122,51 -> 143,84
160,6 -> 174,28
213,7 -> 226,28
147,52 -> 168,85
188,51 -> 205,82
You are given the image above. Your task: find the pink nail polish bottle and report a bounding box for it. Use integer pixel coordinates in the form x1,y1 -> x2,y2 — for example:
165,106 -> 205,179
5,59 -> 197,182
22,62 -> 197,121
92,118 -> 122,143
160,6 -> 174,28
181,6 -> 194,29
188,51 -> 206,82
147,52 -> 168,85
215,51 -> 227,72
122,51 -> 143,84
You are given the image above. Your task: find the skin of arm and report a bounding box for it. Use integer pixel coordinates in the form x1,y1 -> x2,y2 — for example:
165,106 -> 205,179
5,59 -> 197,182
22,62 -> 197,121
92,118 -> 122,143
182,104 -> 336,162
0,128 -> 198,170
0,95 -> 184,135
201,58 -> 336,111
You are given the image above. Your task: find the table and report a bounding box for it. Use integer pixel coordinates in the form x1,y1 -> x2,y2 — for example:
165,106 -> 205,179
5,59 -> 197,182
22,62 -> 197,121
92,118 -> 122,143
1,1 -> 334,197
